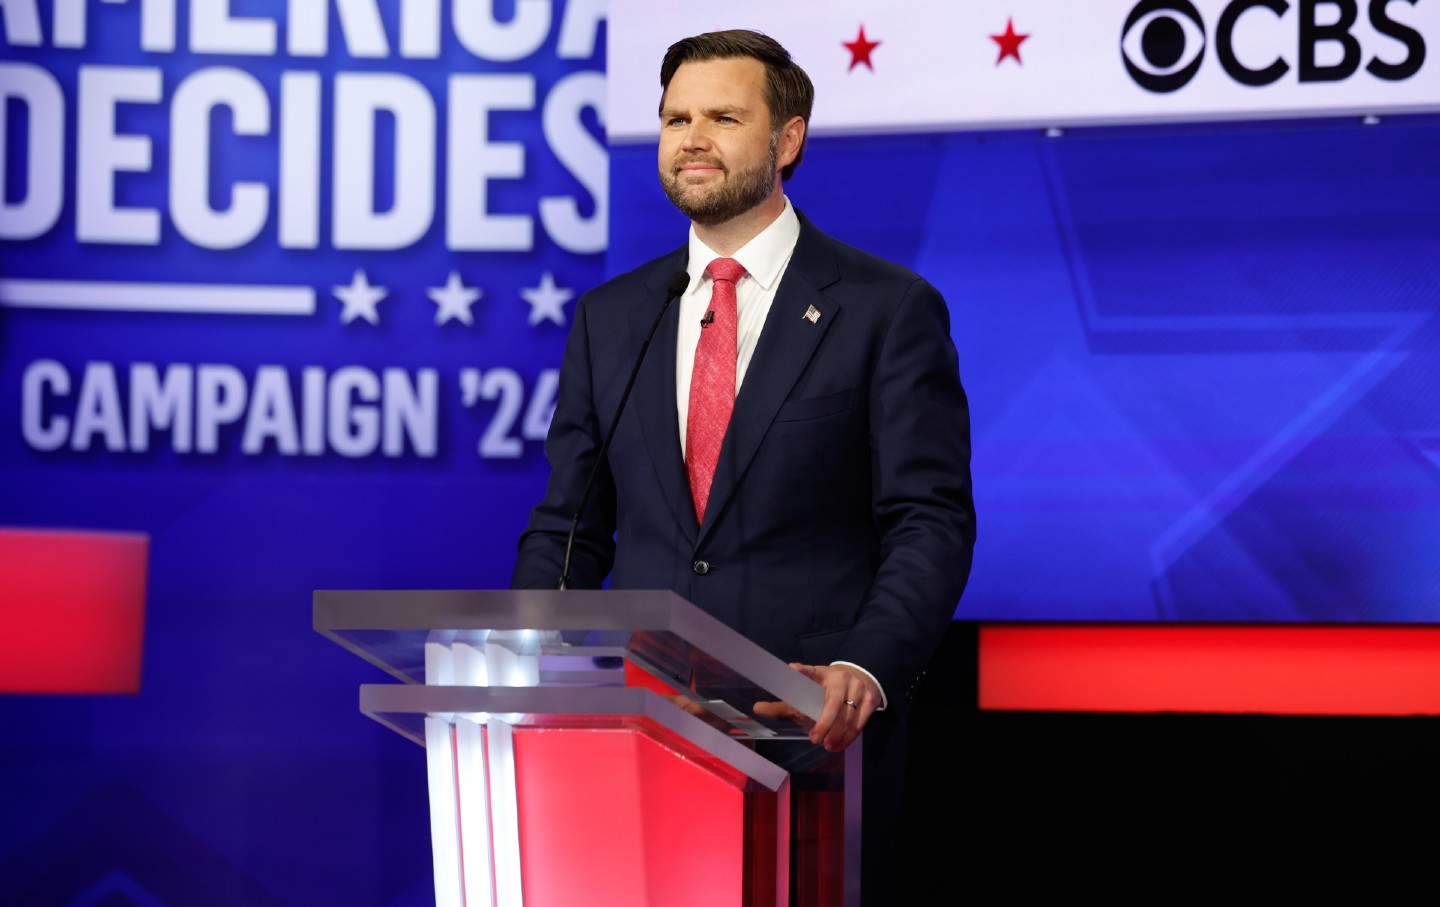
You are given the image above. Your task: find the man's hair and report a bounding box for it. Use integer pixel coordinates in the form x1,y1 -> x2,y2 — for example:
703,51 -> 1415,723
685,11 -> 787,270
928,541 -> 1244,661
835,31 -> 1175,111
659,30 -> 814,182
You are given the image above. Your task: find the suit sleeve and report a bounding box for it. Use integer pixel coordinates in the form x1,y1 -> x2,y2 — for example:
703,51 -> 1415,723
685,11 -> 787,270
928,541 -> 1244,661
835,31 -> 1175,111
511,294 -> 617,590
835,278 -> 976,699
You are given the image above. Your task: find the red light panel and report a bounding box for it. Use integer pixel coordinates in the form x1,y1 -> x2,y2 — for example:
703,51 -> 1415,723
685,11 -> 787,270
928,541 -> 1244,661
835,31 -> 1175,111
0,528 -> 148,695
980,624 -> 1440,715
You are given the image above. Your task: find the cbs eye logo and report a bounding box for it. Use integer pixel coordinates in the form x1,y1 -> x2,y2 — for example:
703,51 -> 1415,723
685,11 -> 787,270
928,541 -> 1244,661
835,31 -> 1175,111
1122,0 -> 1207,93
1121,0 -> 1427,94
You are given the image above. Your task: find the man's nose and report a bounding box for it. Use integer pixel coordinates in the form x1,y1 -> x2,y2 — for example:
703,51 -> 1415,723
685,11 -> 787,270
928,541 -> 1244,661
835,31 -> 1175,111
680,122 -> 712,151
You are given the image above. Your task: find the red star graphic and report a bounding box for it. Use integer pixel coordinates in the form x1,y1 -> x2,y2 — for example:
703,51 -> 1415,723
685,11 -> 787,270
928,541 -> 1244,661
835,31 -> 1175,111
843,25 -> 880,72
990,17 -> 1030,66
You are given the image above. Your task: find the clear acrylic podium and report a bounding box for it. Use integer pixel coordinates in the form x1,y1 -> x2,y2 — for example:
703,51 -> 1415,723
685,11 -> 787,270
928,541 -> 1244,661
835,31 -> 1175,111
314,589 -> 860,907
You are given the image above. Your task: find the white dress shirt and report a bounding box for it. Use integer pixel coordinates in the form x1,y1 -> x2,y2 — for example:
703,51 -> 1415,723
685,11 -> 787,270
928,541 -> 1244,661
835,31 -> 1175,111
673,198 -> 888,710
676,198 -> 800,455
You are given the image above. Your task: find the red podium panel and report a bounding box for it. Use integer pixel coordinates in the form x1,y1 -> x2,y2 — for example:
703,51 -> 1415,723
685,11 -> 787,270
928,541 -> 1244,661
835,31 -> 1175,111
514,727 -> 747,906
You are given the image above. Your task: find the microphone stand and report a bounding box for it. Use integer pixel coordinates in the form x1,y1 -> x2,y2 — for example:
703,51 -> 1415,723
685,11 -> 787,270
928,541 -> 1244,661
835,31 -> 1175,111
558,272 -> 690,589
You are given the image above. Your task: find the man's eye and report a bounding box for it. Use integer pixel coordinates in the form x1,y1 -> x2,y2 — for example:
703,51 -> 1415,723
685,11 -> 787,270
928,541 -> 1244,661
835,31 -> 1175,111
665,117 -> 687,127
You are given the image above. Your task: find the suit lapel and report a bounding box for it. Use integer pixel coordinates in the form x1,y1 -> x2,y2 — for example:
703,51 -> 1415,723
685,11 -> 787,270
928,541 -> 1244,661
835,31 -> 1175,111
632,250 -> 699,537
698,218 -> 842,543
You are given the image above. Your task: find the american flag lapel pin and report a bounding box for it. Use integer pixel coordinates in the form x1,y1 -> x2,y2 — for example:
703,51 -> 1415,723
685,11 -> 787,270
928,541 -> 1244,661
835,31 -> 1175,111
803,304 -> 821,324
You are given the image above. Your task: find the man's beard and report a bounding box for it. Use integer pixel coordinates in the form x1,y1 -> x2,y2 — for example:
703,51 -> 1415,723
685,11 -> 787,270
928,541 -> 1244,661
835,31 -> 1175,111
660,132 -> 779,227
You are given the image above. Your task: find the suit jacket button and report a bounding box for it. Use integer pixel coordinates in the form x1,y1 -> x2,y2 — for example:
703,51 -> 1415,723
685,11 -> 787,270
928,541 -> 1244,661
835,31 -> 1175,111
692,560 -> 711,575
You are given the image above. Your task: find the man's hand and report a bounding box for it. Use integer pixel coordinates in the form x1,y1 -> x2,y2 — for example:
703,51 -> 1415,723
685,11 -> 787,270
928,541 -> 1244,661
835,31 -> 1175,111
754,662 -> 880,752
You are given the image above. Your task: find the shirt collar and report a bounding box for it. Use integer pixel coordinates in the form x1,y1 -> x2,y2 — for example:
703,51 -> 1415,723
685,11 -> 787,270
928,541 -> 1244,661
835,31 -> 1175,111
685,197 -> 801,294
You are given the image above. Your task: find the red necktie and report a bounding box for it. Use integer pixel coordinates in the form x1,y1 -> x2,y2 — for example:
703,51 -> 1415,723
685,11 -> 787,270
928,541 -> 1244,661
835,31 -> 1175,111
687,258 -> 746,523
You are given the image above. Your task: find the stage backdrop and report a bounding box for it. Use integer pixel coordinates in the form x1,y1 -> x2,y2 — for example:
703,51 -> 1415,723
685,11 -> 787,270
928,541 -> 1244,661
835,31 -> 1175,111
2,2 -> 603,904
2,1 -> 1439,904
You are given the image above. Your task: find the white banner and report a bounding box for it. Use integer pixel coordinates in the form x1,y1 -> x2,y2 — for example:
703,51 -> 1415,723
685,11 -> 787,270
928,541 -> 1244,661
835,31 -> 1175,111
609,0 -> 1437,139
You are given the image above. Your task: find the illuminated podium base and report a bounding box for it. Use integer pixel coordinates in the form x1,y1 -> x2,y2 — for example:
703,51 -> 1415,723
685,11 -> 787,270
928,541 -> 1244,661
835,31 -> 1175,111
316,590 -> 860,907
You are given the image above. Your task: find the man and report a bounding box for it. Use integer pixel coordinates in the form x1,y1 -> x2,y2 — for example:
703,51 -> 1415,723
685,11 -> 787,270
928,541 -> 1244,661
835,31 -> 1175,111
512,29 -> 974,902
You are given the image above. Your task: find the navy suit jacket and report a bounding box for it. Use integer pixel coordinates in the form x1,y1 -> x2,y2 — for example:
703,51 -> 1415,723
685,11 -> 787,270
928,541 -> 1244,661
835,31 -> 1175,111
512,213 -> 975,700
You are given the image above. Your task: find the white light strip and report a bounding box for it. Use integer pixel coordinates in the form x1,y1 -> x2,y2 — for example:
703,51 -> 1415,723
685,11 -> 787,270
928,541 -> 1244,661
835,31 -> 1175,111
0,279 -> 315,315
425,640 -> 455,687
485,640 -> 539,687
453,642 -> 489,687
455,719 -> 497,907
424,717 -> 465,907
486,720 -> 524,907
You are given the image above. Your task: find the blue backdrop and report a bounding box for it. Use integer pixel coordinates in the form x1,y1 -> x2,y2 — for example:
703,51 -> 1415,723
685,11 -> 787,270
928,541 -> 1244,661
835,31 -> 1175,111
2,2 -> 600,902
613,118 -> 1440,623
3,2 -> 1439,900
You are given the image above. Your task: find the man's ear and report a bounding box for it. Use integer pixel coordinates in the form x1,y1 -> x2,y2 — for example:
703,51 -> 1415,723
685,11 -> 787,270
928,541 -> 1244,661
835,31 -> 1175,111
776,115 -> 805,171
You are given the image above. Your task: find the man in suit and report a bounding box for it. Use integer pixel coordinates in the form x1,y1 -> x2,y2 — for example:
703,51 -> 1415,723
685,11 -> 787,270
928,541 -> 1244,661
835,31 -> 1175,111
512,29 -> 974,902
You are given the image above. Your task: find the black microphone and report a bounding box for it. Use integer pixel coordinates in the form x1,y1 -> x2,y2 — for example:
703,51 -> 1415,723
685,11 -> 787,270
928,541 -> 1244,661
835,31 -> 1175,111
701,310 -> 715,328
559,270 -> 690,590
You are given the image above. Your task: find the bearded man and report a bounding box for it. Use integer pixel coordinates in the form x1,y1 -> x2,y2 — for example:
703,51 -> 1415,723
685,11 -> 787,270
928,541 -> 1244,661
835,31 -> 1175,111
513,29 -> 975,905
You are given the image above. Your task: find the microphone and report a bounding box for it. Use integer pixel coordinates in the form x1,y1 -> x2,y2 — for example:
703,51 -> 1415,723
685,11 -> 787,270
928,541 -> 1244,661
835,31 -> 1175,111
701,310 -> 715,328
559,270 -> 691,590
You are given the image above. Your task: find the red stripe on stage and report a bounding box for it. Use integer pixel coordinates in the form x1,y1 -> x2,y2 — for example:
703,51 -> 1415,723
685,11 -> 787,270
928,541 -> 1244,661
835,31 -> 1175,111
979,624 -> 1440,715
0,528 -> 148,695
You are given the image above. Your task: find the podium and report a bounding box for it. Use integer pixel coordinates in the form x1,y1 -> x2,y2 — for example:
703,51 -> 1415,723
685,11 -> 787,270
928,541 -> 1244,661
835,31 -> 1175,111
314,589 -> 860,907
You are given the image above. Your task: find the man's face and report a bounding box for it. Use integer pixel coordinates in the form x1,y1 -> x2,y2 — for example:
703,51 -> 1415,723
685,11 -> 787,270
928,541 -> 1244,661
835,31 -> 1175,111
657,57 -> 780,227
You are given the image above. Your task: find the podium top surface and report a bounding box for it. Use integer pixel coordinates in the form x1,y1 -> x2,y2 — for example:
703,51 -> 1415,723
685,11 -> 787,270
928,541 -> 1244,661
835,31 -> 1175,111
318,588 -> 715,632
313,589 -> 827,734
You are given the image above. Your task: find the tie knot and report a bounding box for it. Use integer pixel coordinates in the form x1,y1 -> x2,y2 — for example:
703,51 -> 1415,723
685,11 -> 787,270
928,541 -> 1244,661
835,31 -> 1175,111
705,258 -> 746,285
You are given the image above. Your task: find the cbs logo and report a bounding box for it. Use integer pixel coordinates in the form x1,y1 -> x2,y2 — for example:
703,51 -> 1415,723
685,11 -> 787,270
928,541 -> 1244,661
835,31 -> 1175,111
1121,0 -> 1426,93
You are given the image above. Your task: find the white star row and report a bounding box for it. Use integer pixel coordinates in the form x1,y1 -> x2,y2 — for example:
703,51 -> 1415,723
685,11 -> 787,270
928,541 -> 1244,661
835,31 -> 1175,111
332,269 -> 575,328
